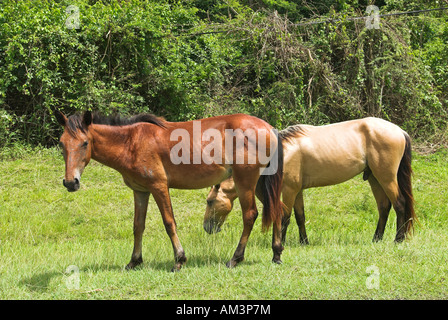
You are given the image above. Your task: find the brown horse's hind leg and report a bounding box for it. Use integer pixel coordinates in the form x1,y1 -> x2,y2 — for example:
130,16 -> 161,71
368,176 -> 391,242
126,191 -> 150,270
293,192 -> 309,245
151,184 -> 187,272
226,171 -> 259,268
226,194 -> 258,268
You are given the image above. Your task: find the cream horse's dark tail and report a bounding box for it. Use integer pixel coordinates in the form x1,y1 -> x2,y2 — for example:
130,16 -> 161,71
397,133 -> 416,237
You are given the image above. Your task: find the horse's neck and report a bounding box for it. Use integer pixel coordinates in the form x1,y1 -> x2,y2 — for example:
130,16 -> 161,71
90,124 -> 132,171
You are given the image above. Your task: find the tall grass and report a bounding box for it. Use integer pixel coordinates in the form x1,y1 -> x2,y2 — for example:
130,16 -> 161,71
1,147 -> 447,299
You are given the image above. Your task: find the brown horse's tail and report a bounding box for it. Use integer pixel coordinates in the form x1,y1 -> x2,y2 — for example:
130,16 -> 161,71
398,132 -> 416,237
260,131 -> 284,232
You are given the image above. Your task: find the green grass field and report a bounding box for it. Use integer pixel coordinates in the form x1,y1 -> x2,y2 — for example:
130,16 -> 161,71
1,147 -> 447,299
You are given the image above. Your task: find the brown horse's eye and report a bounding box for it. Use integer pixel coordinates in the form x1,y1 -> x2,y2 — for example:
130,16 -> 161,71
82,141 -> 88,148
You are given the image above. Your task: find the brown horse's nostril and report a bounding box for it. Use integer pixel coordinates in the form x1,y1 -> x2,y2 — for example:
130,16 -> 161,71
63,178 -> 80,192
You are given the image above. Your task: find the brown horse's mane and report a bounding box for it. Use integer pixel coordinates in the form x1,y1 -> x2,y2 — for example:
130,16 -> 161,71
92,112 -> 166,128
66,112 -> 166,136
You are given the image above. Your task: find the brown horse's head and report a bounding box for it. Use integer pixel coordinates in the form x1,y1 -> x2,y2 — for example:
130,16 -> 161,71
55,110 -> 93,192
203,177 -> 237,234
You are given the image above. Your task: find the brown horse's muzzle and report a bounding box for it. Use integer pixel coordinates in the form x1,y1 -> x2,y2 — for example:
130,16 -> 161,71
63,178 -> 80,192
203,219 -> 222,234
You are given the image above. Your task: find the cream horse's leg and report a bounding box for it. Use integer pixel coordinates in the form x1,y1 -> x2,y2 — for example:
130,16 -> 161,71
280,187 -> 309,245
368,175 -> 392,242
293,192 -> 309,245
279,186 -> 297,243
367,134 -> 408,242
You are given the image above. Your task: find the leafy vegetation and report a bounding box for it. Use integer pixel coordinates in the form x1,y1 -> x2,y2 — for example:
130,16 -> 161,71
2,1 -> 447,301
1,0 -> 447,147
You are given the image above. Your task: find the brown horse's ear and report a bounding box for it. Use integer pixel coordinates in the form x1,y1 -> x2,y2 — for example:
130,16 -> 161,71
55,110 -> 67,126
83,111 -> 92,127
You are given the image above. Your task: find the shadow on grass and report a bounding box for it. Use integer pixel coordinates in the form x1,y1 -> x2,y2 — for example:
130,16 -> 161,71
20,253 -> 259,292
20,271 -> 61,293
135,251 -> 260,271
19,264 -> 124,292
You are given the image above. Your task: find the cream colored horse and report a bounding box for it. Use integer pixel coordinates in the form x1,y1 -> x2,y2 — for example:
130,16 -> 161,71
204,117 -> 415,244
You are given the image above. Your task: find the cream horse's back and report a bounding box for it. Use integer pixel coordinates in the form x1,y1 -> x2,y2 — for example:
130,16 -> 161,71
283,117 -> 404,188
204,117 -> 415,245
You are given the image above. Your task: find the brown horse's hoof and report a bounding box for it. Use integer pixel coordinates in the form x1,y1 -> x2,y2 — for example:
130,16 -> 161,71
125,257 -> 143,270
272,258 -> 282,265
170,253 -> 187,272
394,236 -> 405,243
226,256 -> 244,268
372,233 -> 384,242
171,263 -> 183,272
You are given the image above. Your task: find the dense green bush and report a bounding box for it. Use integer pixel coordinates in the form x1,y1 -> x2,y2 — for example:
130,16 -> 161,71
0,0 -> 447,147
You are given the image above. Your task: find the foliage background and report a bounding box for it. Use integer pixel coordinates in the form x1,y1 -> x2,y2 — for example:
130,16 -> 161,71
0,0 -> 447,147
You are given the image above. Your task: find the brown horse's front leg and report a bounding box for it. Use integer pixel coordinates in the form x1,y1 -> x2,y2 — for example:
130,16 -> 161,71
152,184 -> 187,272
126,191 -> 150,270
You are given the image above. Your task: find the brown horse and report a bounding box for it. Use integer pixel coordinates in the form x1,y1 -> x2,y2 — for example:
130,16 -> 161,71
204,117 -> 416,244
55,110 -> 284,271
